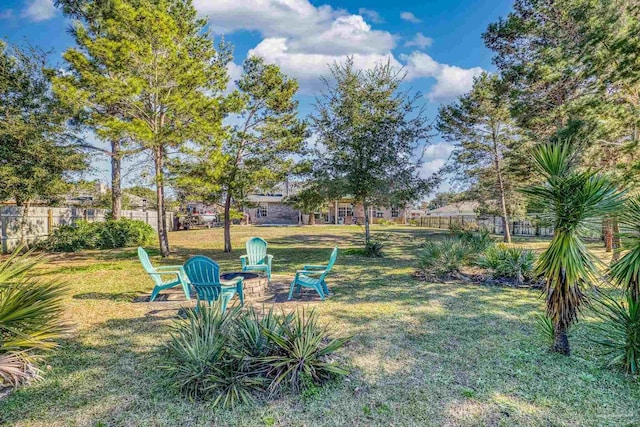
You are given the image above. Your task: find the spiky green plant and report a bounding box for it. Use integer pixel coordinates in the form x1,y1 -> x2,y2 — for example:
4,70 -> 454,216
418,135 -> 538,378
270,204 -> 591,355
0,249 -> 68,388
477,244 -> 536,284
416,238 -> 476,278
591,292 -> 640,374
522,141 -> 623,355
609,195 -> 640,302
261,309 -> 350,395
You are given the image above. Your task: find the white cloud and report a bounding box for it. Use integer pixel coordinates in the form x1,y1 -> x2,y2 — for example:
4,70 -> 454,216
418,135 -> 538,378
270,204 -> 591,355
420,158 -> 446,177
358,8 -> 383,23
225,61 -> 243,93
400,11 -> 421,23
423,142 -> 454,160
21,0 -> 56,22
194,0 -> 339,37
287,15 -> 395,56
249,38 -> 400,93
403,52 -> 483,100
194,1 -> 481,99
405,32 -> 433,49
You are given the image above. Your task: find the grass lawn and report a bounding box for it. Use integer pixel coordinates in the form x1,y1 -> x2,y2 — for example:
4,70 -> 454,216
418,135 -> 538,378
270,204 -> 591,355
1,225 -> 639,426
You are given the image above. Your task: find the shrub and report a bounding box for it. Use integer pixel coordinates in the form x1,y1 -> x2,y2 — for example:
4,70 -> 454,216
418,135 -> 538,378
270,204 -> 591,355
41,219 -> 154,252
165,303 -> 350,408
477,244 -> 536,284
591,292 -> 640,375
261,309 -> 350,395
376,219 -> 394,227
364,240 -> 384,258
416,238 -> 474,278
0,249 -> 68,388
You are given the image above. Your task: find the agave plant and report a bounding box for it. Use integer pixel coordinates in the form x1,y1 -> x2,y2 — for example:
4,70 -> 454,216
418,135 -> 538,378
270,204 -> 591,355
0,249 -> 68,388
522,141 -> 623,355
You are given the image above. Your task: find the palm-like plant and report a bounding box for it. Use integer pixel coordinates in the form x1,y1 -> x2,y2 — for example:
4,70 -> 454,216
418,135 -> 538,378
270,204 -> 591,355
0,249 -> 68,387
523,142 -> 622,355
609,195 -> 640,302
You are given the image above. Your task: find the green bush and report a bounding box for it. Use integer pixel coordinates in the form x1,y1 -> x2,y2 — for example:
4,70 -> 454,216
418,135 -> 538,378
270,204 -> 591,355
477,244 -> 536,284
165,303 -> 350,408
376,219 -> 394,227
591,292 -> 640,375
416,238 -> 475,278
41,219 -> 154,252
364,240 -> 384,258
0,249 -> 68,388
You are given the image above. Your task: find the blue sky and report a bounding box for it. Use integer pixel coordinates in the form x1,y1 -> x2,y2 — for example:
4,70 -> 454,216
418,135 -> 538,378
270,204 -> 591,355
0,0 -> 514,189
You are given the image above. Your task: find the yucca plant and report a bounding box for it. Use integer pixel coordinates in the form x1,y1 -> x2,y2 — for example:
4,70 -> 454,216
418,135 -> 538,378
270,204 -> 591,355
609,195 -> 640,302
165,303 -> 264,407
477,244 -> 536,284
591,292 -> 640,374
0,249 -> 68,388
416,238 -> 475,278
522,141 -> 623,355
261,309 -> 350,395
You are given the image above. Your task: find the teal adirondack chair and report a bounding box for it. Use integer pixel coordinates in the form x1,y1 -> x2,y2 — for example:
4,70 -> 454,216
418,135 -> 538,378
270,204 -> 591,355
183,255 -> 244,313
138,247 -> 191,301
240,237 -> 273,280
288,247 -> 338,301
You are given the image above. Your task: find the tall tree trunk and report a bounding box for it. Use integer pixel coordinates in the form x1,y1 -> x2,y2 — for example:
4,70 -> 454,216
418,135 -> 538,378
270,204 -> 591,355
552,321 -> 570,355
492,132 -> 511,243
18,200 -> 31,249
224,192 -> 232,253
111,139 -> 122,220
611,218 -> 621,263
309,212 -> 315,225
363,201 -> 370,245
604,217 -> 613,252
154,146 -> 169,257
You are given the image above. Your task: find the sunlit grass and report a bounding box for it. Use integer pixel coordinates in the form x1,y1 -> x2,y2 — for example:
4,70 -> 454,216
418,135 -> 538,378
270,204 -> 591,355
1,225 -> 638,426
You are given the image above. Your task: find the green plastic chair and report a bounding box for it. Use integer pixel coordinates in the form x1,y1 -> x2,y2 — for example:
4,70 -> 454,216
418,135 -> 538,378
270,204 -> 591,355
288,247 -> 338,301
184,255 -> 244,313
138,247 -> 191,301
240,237 -> 273,280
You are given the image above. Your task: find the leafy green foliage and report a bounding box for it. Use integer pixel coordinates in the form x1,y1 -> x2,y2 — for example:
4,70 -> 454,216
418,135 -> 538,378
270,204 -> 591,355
437,72 -> 523,243
450,224 -> 494,253
416,238 -> 475,278
522,141 -> 623,354
0,250 -> 68,387
610,195 -> 640,302
591,293 -> 640,375
261,309 -> 350,395
477,244 -> 536,284
165,304 -> 349,408
312,58 -> 435,246
41,219 -> 153,252
534,314 -> 555,346
0,42 -> 86,207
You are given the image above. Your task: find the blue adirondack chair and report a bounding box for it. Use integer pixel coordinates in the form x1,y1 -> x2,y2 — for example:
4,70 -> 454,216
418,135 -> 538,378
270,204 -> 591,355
183,255 -> 244,313
288,247 -> 338,301
138,247 -> 191,301
240,237 -> 273,280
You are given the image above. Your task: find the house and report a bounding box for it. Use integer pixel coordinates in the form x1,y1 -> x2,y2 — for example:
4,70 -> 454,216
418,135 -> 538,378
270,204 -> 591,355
242,182 -> 410,225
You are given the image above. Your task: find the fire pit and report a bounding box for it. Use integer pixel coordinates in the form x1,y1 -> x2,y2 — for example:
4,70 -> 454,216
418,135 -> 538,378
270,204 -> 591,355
221,272 -> 268,297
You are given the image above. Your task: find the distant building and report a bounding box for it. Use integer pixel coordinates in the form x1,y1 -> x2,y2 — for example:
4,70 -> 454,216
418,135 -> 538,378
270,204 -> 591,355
242,182 -> 411,225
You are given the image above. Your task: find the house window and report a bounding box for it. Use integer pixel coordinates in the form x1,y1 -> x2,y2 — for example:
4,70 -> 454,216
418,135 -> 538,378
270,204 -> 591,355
338,206 -> 353,217
391,206 -> 400,218
257,204 -> 268,217
374,210 -> 384,218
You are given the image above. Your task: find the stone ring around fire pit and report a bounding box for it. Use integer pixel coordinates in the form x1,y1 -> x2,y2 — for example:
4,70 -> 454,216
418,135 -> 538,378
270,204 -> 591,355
221,272 -> 268,298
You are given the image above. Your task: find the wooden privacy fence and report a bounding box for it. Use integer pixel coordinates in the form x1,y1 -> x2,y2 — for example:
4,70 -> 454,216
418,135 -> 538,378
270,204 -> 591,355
415,215 -> 555,237
0,206 -> 173,252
